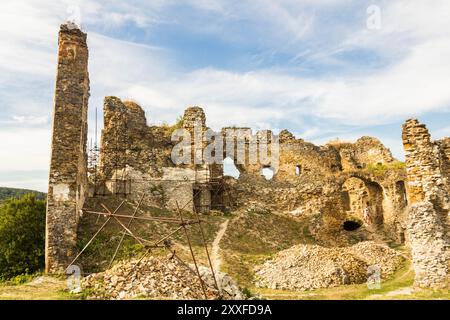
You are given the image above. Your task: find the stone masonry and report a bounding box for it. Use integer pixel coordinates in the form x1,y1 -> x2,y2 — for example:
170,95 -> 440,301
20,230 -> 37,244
45,24 -> 90,273
402,119 -> 449,289
407,202 -> 449,288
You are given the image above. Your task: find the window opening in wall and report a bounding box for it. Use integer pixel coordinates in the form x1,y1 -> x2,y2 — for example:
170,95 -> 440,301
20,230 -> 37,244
223,157 -> 240,179
262,167 -> 274,180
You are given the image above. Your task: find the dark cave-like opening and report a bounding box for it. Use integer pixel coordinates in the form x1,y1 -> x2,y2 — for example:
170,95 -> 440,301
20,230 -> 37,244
343,220 -> 362,231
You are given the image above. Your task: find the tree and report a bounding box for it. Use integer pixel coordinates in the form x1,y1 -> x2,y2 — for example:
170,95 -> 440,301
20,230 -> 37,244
0,194 -> 46,279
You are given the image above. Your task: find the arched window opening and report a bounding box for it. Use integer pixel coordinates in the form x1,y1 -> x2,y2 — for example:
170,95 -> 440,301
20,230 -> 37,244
262,167 -> 274,180
223,157 -> 240,179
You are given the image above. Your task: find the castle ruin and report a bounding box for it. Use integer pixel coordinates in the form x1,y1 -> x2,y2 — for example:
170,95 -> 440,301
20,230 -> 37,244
45,24 -> 449,289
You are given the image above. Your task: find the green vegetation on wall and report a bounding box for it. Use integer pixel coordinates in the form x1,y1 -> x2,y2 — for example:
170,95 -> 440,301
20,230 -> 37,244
367,161 -> 406,176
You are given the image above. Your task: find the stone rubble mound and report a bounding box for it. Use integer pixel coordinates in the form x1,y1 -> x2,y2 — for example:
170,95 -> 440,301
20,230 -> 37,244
348,241 -> 404,277
255,241 -> 404,291
82,255 -> 244,300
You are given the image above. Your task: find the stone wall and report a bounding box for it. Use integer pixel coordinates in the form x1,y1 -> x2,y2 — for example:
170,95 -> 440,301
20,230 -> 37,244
97,99 -> 217,212
407,202 -> 449,288
343,177 -> 384,226
99,96 -> 173,181
45,24 -> 90,273
276,137 -> 341,180
93,97 -> 408,233
402,119 -> 449,288
331,136 -> 395,171
436,137 -> 450,186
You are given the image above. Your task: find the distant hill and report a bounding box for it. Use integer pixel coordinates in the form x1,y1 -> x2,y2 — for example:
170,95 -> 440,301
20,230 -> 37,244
0,187 -> 46,202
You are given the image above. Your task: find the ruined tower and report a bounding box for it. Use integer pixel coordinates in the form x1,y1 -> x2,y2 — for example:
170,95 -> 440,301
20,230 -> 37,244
402,119 -> 449,289
45,24 -> 90,273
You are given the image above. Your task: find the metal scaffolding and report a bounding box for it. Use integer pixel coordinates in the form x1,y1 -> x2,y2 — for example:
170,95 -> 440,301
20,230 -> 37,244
67,189 -> 222,300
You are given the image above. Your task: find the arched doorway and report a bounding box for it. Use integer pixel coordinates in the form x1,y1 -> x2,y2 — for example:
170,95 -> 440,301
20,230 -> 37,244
342,177 -> 384,227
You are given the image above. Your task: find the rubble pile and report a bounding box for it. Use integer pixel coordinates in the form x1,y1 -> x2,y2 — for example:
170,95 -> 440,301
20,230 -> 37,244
255,241 -> 404,291
82,255 -> 244,300
349,241 -> 405,279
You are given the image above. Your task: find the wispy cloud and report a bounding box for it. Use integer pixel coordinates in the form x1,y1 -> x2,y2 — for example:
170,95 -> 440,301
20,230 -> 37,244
4,115 -> 49,126
1,0 -> 450,190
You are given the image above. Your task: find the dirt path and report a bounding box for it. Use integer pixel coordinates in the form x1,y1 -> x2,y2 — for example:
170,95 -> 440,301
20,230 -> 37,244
211,219 -> 230,272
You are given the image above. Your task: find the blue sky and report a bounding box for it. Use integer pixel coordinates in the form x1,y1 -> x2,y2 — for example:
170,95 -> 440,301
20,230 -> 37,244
1,0 -> 450,191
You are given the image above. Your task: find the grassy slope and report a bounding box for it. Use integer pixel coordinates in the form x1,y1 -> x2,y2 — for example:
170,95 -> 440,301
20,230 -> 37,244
220,211 -> 310,288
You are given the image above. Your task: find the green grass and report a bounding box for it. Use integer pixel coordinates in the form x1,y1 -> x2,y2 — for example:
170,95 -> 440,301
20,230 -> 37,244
0,262 -> 446,300
221,251 -> 269,288
0,276 -> 77,300
366,161 -> 406,177
221,211 -> 310,255
220,214 -> 448,301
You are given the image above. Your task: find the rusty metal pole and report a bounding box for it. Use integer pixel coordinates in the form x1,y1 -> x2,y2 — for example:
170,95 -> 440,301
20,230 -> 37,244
123,226 -> 184,279
100,203 -> 145,247
109,193 -> 146,267
193,205 -> 221,295
66,215 -> 111,271
175,201 -> 208,299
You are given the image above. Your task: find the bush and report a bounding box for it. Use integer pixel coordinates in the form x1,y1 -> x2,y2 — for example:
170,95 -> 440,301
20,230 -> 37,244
161,115 -> 184,135
0,194 -> 46,280
367,161 -> 406,176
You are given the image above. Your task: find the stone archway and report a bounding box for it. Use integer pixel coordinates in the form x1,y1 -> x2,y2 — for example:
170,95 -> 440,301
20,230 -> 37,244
342,176 -> 384,227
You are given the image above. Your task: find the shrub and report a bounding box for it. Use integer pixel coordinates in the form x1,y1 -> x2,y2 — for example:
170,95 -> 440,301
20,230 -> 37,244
7,273 -> 37,285
367,161 -> 406,176
161,115 -> 184,136
0,194 -> 46,280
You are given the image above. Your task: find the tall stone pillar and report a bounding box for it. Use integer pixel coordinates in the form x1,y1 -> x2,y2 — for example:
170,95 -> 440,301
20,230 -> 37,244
402,119 -> 449,289
45,24 -> 90,273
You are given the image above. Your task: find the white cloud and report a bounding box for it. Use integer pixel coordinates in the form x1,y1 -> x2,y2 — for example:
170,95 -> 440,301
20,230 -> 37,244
0,172 -> 49,193
431,126 -> 450,141
76,1 -> 450,129
1,0 -> 450,184
0,128 -> 51,171
9,115 -> 49,125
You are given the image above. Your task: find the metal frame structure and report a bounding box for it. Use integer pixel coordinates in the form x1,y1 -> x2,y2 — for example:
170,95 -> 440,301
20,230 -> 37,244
67,190 -> 222,300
